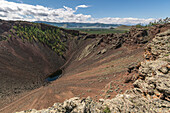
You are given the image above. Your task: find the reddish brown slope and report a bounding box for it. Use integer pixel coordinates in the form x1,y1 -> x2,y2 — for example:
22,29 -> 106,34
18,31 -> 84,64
0,37 -> 65,107
0,45 -> 144,113
0,20 -> 87,111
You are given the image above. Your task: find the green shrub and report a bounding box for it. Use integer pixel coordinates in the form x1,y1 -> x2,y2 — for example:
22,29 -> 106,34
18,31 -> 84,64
8,34 -> 12,38
103,106 -> 111,113
13,26 -> 17,29
135,24 -> 145,28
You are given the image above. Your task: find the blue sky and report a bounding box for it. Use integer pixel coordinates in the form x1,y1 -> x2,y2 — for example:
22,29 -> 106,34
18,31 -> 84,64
0,0 -> 169,24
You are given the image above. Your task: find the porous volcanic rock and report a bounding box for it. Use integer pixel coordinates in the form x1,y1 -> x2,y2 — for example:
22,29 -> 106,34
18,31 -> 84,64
145,29 -> 170,60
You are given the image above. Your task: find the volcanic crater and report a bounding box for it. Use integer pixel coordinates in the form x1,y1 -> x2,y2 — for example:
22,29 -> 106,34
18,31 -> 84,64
0,20 -> 170,113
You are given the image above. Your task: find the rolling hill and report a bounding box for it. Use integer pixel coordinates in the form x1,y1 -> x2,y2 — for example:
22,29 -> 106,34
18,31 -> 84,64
35,21 -> 122,28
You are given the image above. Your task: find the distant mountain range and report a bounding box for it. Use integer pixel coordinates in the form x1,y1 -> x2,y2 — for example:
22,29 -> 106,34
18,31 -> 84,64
35,21 -> 122,29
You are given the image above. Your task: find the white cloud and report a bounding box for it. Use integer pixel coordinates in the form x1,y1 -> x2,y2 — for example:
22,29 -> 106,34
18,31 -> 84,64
0,0 -> 91,22
0,0 -> 156,25
75,5 -> 89,10
91,17 -> 156,25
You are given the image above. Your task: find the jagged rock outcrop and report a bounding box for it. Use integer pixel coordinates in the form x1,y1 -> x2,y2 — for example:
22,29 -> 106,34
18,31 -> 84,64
17,29 -> 170,113
145,29 -> 170,60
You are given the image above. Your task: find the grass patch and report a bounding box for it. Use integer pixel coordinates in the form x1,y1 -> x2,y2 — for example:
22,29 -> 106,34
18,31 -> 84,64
69,28 -> 128,34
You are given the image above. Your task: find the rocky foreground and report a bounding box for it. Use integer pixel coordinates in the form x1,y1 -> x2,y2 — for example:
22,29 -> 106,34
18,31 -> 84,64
16,29 -> 170,113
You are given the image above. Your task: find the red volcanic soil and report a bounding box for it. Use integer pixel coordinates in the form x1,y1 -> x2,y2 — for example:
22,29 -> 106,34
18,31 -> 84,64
0,21 -> 170,113
0,45 -> 144,113
0,37 -> 65,104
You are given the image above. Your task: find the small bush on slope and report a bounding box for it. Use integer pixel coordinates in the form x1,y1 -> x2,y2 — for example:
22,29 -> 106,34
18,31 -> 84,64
103,106 -> 111,113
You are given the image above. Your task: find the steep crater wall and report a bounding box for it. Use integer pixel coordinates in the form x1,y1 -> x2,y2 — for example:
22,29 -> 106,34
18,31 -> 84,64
0,20 -> 86,100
